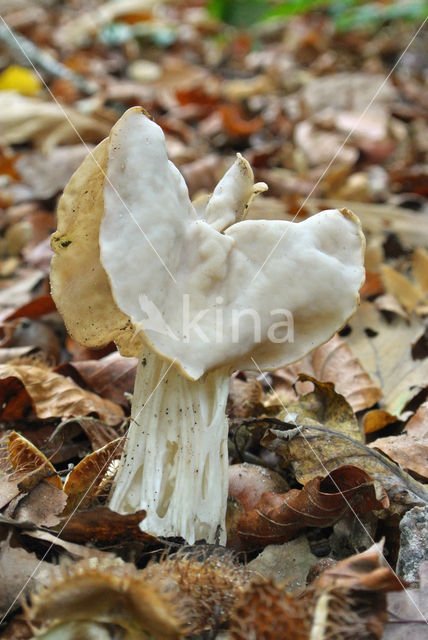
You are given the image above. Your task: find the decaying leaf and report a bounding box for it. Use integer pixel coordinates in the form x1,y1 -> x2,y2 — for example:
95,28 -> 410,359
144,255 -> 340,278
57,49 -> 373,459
412,248 -> 428,293
12,481 -> 67,528
271,334 -> 381,412
0,92 -> 109,151
363,409 -> 397,435
0,536 -> 51,617
370,401 -> 428,481
0,362 -> 124,424
228,464 -> 388,551
227,375 -> 265,421
58,506 -> 155,545
262,423 -> 428,504
278,375 -> 363,442
56,352 -> 138,407
381,264 -> 427,314
344,301 -> 428,416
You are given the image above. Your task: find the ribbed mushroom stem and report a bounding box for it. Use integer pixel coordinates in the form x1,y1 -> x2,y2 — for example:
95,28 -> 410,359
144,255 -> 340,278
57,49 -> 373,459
109,348 -> 230,544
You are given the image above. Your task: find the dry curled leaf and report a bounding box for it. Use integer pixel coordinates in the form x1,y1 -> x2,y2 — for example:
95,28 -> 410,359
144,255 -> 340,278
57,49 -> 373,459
0,537 -> 51,617
381,264 -> 426,314
262,422 -> 428,504
0,362 -> 124,424
271,334 -> 381,412
344,301 -> 428,417
0,92 -> 109,151
12,481 -> 67,528
56,352 -> 138,407
227,374 -> 264,421
58,506 -> 155,545
278,375 -> 363,442
370,401 -> 428,481
227,464 -> 388,551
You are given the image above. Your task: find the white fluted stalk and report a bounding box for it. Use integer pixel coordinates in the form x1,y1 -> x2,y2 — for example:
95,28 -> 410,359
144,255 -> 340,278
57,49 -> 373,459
109,349 -> 230,544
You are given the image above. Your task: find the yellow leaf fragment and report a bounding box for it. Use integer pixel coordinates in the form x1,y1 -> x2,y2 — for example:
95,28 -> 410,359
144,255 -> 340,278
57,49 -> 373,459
380,264 -> 421,313
0,65 -> 41,96
412,247 -> 428,293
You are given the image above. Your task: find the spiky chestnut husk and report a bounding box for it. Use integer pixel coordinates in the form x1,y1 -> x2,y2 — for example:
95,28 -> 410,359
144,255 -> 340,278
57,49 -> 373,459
229,578 -> 311,640
25,557 -> 184,640
229,578 -> 391,640
310,587 -> 387,640
142,546 -> 251,635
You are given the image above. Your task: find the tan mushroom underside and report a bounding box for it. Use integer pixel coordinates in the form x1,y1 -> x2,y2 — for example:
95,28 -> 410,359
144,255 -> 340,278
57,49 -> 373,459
50,139 -> 143,356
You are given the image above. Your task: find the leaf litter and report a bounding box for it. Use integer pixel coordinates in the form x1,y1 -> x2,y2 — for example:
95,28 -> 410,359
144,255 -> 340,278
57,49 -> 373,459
0,0 -> 427,638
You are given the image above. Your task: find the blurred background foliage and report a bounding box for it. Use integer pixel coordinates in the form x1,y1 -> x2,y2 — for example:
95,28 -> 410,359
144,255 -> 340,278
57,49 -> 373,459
207,0 -> 428,30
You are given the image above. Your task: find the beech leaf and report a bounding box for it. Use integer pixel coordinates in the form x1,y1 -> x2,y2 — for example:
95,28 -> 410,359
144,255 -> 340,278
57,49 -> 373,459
228,464 -> 388,550
261,422 -> 428,503
370,401 -> 428,481
344,301 -> 428,416
271,333 -> 381,412
278,374 -> 363,441
0,362 -> 124,425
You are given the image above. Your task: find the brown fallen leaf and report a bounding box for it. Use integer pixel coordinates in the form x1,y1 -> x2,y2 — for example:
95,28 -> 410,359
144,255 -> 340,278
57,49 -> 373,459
271,334 -> 381,413
412,248 -> 428,293
0,362 -> 124,425
52,415 -> 121,451
3,295 -> 57,321
277,375 -> 364,441
227,464 -> 388,551
0,268 -> 45,313
343,301 -> 428,416
363,409 -> 397,435
261,422 -> 428,504
227,374 -> 265,421
370,401 -> 428,481
313,541 -> 403,593
12,481 -> 67,528
0,92 -> 109,151
381,264 -> 426,314
56,352 -> 138,407
23,529 -> 117,562
16,145 -> 92,199
58,506 -> 155,545
219,103 -> 264,138
0,536 -> 51,617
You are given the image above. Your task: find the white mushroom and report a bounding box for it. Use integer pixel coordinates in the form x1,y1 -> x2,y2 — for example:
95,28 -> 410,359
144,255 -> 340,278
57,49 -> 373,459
51,107 -> 365,545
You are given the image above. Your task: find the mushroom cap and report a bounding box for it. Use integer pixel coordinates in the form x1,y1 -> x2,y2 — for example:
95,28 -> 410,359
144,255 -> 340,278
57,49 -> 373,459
50,137 -> 143,356
99,107 -> 365,380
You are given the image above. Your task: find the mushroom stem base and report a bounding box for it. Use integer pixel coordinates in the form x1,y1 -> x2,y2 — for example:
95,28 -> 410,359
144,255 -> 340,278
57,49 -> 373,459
109,349 -> 230,544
